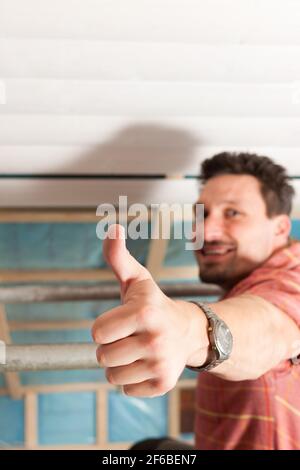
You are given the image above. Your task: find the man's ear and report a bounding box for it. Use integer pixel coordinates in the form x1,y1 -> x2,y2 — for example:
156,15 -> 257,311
273,214 -> 291,241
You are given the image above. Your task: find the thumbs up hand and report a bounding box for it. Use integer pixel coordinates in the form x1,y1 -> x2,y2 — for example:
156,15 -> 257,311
92,224 -> 208,397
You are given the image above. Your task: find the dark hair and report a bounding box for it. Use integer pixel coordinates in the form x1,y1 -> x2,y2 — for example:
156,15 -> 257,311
200,152 -> 295,217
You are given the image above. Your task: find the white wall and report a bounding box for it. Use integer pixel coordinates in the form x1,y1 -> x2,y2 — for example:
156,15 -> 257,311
0,0 -> 300,210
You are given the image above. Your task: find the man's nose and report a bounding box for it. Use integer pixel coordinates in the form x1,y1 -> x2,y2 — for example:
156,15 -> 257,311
204,214 -> 225,242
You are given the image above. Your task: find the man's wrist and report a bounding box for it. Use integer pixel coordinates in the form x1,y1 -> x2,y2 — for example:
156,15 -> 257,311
176,300 -> 210,368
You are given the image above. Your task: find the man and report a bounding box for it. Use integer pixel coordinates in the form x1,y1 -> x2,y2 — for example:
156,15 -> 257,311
92,153 -> 300,450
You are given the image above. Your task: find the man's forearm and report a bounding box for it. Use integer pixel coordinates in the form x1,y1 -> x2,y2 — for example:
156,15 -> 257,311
181,294 -> 300,381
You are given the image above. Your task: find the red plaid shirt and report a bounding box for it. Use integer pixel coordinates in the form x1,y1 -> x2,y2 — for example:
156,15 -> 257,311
195,241 -> 300,450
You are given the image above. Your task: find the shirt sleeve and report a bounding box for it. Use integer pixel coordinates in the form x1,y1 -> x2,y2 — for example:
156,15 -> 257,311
243,270 -> 300,328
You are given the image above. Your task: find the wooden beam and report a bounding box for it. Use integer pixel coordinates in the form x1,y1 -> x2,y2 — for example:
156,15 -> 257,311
0,381 -> 116,398
176,379 -> 197,389
168,388 -> 180,439
0,379 -> 196,398
0,209 -> 100,223
160,266 -> 198,280
146,210 -> 170,279
0,208 -> 151,223
0,266 -> 199,283
8,320 -> 94,332
0,305 -> 22,399
96,389 -> 108,447
0,269 -> 115,283
24,392 -> 38,449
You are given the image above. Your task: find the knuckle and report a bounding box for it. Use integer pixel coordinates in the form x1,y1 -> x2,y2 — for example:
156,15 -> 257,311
123,385 -> 134,397
92,326 -> 104,344
147,335 -> 163,356
98,344 -> 111,366
148,360 -> 162,377
155,376 -> 176,394
105,368 -> 115,385
153,379 -> 167,395
96,347 -> 105,367
138,305 -> 156,328
148,359 -> 167,377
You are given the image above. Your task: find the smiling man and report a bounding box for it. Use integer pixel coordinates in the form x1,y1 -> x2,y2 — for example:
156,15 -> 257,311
92,152 -> 300,450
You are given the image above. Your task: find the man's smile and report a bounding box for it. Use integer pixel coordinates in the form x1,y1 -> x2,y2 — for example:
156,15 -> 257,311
198,245 -> 236,262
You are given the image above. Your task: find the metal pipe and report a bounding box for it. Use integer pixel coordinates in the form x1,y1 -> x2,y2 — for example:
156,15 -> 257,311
0,343 -> 99,372
0,283 -> 222,303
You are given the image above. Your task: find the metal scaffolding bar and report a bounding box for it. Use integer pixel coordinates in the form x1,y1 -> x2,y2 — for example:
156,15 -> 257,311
0,283 -> 222,303
0,343 -> 99,372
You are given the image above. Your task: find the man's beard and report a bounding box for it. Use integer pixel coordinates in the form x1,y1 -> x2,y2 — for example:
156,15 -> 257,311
198,255 -> 258,291
199,264 -> 235,290
196,242 -> 235,289
199,266 -> 239,291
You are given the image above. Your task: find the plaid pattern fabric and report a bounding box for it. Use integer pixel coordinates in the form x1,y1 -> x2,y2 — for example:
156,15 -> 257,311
195,241 -> 300,450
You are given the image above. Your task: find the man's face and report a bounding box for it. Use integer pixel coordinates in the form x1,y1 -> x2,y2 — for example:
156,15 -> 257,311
194,174 -> 288,290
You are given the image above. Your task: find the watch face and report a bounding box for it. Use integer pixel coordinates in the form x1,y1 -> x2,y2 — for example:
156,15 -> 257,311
215,321 -> 233,357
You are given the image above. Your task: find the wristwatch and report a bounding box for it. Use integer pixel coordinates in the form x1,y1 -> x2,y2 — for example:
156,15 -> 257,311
187,301 -> 233,372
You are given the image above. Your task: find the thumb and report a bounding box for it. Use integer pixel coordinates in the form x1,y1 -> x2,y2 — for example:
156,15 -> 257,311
104,224 -> 152,296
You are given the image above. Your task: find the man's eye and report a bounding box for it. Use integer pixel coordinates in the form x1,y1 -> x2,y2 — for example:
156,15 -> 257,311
226,209 -> 239,218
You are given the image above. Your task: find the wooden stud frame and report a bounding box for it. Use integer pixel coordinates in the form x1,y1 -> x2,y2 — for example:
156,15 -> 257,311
0,208 -> 201,449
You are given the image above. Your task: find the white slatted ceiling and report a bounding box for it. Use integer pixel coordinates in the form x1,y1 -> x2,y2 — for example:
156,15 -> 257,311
0,0 -> 300,207
1,0 -> 300,44
1,178 -> 300,217
0,116 -> 299,147
1,81 -> 300,117
1,41 -> 300,83
0,146 -> 300,175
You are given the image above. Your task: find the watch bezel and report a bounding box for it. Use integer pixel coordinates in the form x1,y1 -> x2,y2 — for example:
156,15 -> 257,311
213,319 -> 233,358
